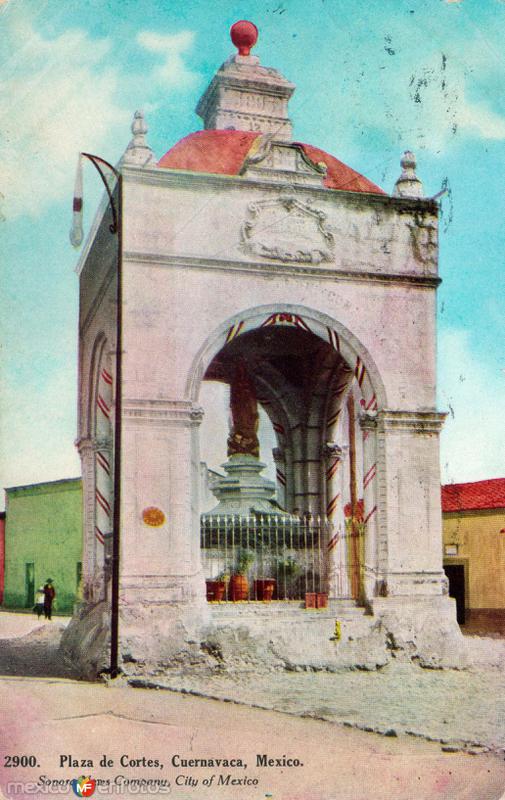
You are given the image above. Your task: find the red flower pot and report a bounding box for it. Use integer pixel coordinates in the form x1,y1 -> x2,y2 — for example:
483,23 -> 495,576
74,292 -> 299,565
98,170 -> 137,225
206,580 -> 226,602
254,579 -> 276,601
230,575 -> 249,601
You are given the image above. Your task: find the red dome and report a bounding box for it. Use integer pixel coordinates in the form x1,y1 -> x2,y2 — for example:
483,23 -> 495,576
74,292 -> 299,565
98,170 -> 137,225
157,130 -> 385,195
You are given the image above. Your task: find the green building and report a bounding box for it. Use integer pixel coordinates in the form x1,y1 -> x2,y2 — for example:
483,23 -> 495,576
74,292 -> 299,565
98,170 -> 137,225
3,478 -> 83,613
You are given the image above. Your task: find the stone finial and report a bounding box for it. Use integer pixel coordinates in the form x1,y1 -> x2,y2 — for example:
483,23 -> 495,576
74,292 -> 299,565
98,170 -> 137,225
121,110 -> 154,167
393,150 -> 424,198
230,20 -> 258,57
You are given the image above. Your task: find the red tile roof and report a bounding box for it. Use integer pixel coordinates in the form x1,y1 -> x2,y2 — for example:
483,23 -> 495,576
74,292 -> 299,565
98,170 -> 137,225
442,479 -> 505,513
158,130 -> 385,195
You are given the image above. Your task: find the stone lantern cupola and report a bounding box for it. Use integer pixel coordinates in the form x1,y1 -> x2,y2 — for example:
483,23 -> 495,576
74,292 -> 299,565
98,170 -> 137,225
196,20 -> 295,141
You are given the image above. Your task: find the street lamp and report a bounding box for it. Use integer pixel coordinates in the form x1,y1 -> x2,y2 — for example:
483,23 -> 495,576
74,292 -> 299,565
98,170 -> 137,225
70,152 -> 122,678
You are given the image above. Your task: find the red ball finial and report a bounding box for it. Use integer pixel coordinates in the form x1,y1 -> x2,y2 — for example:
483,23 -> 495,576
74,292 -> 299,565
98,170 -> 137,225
230,20 -> 259,56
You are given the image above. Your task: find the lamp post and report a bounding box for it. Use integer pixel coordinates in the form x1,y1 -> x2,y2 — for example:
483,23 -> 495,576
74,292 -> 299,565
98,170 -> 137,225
71,153 -> 122,678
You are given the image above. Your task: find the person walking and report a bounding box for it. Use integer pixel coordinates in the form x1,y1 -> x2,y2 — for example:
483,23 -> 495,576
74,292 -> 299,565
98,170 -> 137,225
33,587 -> 45,619
43,579 -> 56,620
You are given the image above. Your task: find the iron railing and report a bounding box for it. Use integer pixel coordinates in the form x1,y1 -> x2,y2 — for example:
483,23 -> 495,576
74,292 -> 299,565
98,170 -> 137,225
200,514 -> 364,602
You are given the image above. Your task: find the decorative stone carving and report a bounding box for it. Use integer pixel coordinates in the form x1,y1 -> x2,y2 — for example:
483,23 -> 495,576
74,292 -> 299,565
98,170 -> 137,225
241,138 -> 327,187
272,447 -> 285,463
322,442 -> 344,461
241,196 -> 334,264
407,214 -> 438,267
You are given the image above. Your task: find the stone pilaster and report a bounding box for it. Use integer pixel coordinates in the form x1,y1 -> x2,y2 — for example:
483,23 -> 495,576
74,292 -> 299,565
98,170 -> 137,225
322,443 -> 349,598
120,399 -> 206,604
75,436 -> 98,602
359,413 -> 379,602
272,446 -> 286,510
373,409 -> 447,598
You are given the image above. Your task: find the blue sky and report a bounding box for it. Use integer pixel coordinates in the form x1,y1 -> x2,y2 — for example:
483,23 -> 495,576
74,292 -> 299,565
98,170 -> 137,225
1,0 -> 504,503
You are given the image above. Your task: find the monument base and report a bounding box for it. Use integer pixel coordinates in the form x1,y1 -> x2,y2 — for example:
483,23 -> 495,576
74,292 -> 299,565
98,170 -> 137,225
61,592 -> 468,680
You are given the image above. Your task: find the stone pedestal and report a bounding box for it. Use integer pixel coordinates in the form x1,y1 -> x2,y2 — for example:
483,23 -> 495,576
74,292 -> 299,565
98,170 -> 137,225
203,454 -> 288,518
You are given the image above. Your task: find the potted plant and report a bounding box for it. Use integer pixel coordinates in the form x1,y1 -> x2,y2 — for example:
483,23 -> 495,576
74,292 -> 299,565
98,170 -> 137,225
253,577 -> 276,601
229,549 -> 255,601
205,570 -> 229,602
275,556 -> 301,600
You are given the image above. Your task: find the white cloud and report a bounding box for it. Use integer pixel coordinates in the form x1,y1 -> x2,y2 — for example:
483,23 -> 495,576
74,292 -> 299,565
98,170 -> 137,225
137,30 -> 198,89
0,21 -> 130,219
438,328 -> 504,484
459,100 -> 505,140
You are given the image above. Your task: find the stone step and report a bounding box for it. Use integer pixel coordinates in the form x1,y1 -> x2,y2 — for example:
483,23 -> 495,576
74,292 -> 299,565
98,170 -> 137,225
210,600 -> 371,623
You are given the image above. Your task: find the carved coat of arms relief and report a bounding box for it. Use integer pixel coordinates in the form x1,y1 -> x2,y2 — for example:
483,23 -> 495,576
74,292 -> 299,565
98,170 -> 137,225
240,196 -> 335,265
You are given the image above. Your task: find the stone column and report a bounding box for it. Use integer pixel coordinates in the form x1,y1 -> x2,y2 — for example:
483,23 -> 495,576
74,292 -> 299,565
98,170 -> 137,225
360,413 -> 379,603
322,443 -> 349,598
75,436 -> 98,603
272,447 -> 286,509
95,438 -> 113,599
291,423 -> 305,515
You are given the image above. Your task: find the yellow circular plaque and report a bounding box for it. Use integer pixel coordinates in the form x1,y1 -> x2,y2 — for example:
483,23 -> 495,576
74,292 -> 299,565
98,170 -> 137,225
142,507 -> 166,527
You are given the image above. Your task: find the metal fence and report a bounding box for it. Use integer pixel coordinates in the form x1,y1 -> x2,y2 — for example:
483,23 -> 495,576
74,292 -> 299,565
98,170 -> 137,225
200,514 -> 364,602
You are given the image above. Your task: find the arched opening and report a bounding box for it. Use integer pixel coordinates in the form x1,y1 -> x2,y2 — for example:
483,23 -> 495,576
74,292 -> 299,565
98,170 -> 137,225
193,307 -> 385,606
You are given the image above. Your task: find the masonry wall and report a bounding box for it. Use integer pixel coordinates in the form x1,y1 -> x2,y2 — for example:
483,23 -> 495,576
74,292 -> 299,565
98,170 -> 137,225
3,480 -> 83,613
443,509 -> 505,610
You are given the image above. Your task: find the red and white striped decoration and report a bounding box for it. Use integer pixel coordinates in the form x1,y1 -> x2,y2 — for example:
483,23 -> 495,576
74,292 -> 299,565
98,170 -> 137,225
101,368 -> 113,386
364,505 -> 377,525
326,492 -> 340,519
260,312 -> 311,332
363,462 -> 377,490
96,394 -> 110,419
94,359 -> 113,551
225,320 -> 245,343
354,356 -> 366,388
95,487 -> 111,516
94,525 -> 105,545
96,451 -> 111,476
327,529 -> 340,552
327,327 -> 340,352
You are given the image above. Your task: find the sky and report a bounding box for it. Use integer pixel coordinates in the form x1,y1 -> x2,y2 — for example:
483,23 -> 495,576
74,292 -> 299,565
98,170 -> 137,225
0,0 -> 504,506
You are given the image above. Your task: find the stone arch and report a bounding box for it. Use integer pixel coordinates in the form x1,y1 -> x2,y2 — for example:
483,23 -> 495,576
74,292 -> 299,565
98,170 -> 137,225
190,304 -> 386,601
82,332 -> 108,441
186,303 -> 387,412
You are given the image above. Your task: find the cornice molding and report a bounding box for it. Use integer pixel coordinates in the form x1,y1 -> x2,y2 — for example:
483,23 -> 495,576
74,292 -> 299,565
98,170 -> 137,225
120,164 -> 439,214
377,410 -> 447,433
122,250 -> 440,288
122,399 -> 204,427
